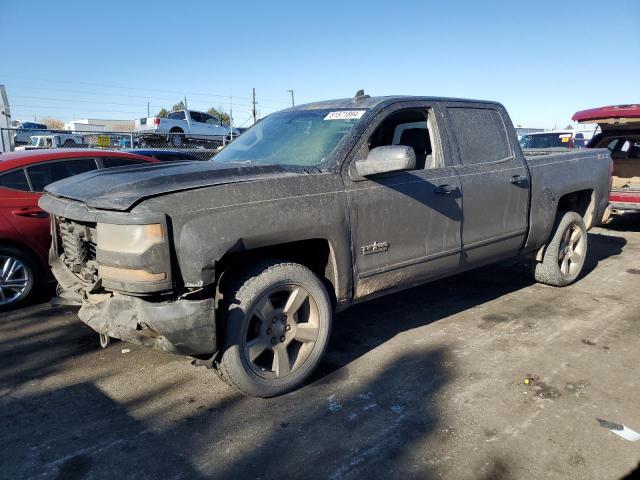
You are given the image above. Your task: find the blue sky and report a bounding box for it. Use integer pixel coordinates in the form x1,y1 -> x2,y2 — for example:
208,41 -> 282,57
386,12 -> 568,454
1,0 -> 638,128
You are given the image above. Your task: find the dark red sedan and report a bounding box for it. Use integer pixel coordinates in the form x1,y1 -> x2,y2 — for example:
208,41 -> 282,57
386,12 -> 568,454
0,149 -> 158,308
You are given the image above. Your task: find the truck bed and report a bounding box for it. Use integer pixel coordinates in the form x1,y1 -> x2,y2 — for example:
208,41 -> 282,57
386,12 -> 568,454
523,148 -> 611,252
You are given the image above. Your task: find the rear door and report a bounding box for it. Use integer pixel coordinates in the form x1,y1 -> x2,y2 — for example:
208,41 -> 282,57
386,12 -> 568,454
444,103 -> 530,265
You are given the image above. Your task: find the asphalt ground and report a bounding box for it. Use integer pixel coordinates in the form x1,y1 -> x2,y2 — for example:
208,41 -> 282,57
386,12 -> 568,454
2,215 -> 639,480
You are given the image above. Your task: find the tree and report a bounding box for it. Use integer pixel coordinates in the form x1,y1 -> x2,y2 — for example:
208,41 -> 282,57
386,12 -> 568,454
40,117 -> 65,129
157,108 -> 169,118
171,101 -> 186,112
207,106 -> 231,126
564,124 -> 573,130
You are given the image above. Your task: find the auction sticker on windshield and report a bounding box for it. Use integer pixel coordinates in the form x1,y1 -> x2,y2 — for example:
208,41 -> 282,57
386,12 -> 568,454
324,110 -> 366,120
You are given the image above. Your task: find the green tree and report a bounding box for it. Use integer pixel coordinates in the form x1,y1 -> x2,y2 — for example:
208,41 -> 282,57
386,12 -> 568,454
157,108 -> 169,118
564,124 -> 573,130
171,101 -> 186,112
207,106 -> 231,125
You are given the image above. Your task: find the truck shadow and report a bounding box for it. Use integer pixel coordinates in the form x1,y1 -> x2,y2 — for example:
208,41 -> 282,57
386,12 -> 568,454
313,229 -> 626,383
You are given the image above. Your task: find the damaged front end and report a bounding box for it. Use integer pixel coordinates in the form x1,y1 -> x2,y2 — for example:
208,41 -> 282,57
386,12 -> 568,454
41,194 -> 216,356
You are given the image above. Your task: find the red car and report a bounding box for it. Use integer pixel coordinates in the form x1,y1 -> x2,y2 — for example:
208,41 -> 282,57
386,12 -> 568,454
573,104 -> 640,214
0,149 -> 158,309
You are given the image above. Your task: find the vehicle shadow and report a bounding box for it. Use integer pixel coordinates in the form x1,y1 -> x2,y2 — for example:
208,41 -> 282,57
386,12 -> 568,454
313,228 -> 626,382
601,213 -> 640,233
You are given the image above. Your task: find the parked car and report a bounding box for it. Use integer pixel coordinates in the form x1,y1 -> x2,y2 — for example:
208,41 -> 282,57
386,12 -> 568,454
519,130 -> 590,149
123,149 -> 204,162
41,94 -> 611,397
13,122 -> 49,146
135,110 -> 240,148
28,133 -> 84,149
573,104 -> 640,214
0,149 -> 158,309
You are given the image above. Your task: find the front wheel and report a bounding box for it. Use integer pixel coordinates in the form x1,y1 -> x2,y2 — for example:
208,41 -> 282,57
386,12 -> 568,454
0,246 -> 38,310
534,211 -> 588,287
216,261 -> 332,397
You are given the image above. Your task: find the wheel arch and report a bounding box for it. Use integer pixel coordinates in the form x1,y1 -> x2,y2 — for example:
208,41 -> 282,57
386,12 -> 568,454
215,238 -> 341,311
0,238 -> 47,272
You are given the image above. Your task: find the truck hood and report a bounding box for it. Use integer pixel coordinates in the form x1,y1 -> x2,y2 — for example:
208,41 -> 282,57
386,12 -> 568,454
44,161 -> 303,211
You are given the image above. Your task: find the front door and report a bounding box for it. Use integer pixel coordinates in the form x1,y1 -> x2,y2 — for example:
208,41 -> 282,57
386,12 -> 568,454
344,103 -> 462,299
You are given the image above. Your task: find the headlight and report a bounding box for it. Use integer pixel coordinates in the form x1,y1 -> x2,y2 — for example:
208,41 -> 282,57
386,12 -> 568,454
97,223 -> 164,254
96,222 -> 171,291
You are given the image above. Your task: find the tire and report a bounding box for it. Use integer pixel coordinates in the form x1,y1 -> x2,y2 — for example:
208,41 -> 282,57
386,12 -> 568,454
62,140 -> 75,147
0,246 -> 39,310
169,130 -> 184,148
534,211 -> 588,287
216,261 -> 332,397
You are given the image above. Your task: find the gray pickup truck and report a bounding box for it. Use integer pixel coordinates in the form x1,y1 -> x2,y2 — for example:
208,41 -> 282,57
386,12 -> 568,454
40,93 -> 611,397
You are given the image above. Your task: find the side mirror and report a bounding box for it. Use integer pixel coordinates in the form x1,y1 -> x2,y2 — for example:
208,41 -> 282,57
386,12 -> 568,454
355,145 -> 416,177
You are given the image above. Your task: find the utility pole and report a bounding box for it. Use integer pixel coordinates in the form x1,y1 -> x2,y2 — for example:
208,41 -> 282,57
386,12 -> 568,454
287,89 -> 295,107
147,102 -> 150,117
229,94 -> 234,141
252,88 -> 257,124
184,96 -> 188,109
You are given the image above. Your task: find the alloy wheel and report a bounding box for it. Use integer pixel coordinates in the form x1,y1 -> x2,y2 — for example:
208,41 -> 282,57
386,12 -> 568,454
243,285 -> 320,379
0,255 -> 29,306
558,223 -> 586,277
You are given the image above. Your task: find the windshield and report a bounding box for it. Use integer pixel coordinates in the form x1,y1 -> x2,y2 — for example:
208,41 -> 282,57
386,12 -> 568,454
520,133 -> 569,149
213,109 -> 365,167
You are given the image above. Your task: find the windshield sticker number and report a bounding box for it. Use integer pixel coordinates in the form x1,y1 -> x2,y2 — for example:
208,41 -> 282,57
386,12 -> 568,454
324,110 -> 366,120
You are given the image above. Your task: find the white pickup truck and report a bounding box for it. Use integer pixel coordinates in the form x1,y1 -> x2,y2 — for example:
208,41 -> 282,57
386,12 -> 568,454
135,110 -> 239,147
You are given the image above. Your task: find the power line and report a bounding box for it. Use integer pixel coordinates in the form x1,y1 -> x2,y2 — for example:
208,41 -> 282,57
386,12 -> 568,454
1,74 -> 291,105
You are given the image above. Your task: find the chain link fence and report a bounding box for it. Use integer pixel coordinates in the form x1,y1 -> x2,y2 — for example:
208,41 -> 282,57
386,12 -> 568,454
0,128 -> 230,161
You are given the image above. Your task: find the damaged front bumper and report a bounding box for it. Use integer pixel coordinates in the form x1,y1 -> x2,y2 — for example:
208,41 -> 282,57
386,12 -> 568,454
79,292 -> 216,356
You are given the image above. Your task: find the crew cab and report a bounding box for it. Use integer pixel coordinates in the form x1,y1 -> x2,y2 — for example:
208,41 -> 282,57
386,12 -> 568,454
135,109 -> 239,148
40,93 -> 611,397
573,104 -> 640,213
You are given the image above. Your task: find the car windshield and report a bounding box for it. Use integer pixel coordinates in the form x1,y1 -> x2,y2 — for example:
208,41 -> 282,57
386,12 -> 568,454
520,133 -> 569,148
213,109 -> 364,167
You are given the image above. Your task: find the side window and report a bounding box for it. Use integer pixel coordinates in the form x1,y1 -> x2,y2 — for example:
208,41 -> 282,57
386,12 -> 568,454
367,109 -> 436,169
101,157 -> 147,168
448,107 -> 512,165
27,159 -> 98,192
189,112 -> 204,123
0,169 -> 31,191
168,111 -> 186,120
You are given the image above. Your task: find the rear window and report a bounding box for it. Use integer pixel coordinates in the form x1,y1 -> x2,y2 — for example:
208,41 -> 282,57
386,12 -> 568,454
520,133 -> 569,149
101,157 -> 147,168
448,108 -> 512,165
27,158 -> 98,191
0,169 -> 30,191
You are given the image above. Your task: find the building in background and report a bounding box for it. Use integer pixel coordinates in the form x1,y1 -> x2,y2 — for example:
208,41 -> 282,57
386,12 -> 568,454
64,118 -> 134,132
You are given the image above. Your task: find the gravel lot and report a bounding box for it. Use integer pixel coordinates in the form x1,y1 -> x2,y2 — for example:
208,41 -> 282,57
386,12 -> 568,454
2,215 -> 639,480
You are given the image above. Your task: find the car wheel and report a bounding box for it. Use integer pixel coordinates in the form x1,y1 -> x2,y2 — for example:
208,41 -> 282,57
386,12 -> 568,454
0,246 -> 38,310
62,140 -> 76,147
216,261 -> 332,397
534,211 -> 588,287
169,130 -> 184,148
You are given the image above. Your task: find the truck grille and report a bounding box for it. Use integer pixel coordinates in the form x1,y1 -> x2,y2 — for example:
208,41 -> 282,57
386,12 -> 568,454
57,217 -> 99,283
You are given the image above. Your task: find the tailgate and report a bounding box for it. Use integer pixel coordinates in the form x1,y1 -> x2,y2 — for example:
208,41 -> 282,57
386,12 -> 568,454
135,117 -> 159,130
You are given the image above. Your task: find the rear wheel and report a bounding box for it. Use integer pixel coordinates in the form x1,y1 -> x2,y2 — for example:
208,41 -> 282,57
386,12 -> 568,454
216,261 -> 332,397
534,211 -> 588,287
0,246 -> 38,310
169,129 -> 185,148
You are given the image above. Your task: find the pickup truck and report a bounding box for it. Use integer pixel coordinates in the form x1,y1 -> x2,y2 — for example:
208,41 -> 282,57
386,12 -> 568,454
135,109 -> 239,148
40,93 -> 611,397
12,122 -> 49,146
26,133 -> 84,149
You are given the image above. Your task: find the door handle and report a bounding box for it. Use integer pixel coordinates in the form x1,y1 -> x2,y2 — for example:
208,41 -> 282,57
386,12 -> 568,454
434,184 -> 459,195
509,175 -> 529,185
12,208 -> 48,218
